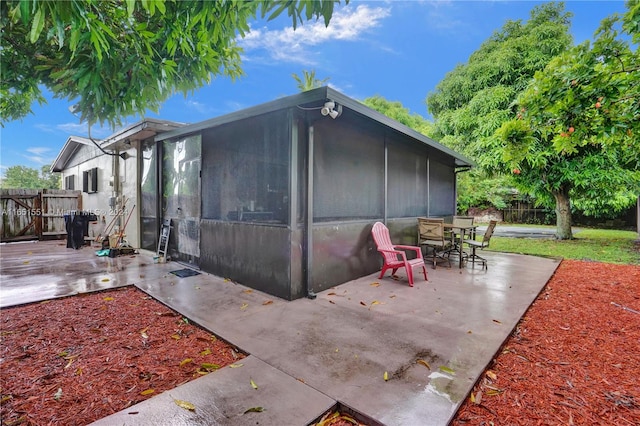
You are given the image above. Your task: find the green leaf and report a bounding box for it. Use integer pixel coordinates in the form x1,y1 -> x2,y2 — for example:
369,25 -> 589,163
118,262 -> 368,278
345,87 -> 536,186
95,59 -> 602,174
29,8 -> 45,43
439,366 -> 456,375
126,0 -> 136,16
243,406 -> 265,414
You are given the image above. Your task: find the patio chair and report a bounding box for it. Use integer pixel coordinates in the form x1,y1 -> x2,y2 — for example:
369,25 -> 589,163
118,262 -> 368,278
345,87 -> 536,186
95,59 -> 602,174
417,217 -> 452,269
465,220 -> 497,269
371,222 -> 427,287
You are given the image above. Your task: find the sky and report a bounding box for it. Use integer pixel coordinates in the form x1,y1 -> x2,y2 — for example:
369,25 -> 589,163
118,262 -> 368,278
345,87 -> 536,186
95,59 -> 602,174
0,0 -> 629,176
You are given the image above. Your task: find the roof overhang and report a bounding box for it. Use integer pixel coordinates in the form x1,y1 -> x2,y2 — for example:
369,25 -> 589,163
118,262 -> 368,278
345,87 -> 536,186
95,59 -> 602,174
51,119 -> 187,172
155,86 -> 474,168
50,136 -> 97,172
101,118 -> 186,150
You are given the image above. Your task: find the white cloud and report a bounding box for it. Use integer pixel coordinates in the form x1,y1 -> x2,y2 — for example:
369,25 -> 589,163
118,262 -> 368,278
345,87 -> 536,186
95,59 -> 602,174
34,122 -> 113,139
185,100 -> 215,115
26,147 -> 52,156
239,4 -> 391,65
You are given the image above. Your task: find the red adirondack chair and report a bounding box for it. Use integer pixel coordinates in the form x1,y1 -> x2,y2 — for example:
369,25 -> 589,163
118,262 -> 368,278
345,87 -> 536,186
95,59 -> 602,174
371,222 -> 427,287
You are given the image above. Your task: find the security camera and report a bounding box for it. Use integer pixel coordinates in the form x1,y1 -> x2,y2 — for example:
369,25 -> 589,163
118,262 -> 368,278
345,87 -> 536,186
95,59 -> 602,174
321,101 -> 335,116
329,105 -> 342,119
321,101 -> 341,119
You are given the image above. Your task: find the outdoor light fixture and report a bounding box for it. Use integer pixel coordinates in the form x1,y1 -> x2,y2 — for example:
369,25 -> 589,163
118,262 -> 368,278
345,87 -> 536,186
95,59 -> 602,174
320,100 -> 342,119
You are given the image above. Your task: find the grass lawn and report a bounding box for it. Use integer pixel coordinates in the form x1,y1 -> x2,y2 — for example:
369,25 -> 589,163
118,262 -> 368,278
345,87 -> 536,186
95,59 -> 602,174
485,225 -> 640,265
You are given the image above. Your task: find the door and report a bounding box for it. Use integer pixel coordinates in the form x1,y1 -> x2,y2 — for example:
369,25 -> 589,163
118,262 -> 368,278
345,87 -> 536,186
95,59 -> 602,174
162,135 -> 201,266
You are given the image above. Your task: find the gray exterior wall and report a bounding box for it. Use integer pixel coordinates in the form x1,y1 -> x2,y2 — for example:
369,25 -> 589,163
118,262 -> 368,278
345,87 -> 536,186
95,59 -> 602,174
152,87 -> 470,300
200,220 -> 293,299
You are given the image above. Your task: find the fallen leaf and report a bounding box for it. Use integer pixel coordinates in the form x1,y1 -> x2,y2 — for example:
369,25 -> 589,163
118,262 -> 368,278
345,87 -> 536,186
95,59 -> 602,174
250,379 -> 258,389
340,414 -> 358,425
23,261 -> 30,264
140,328 -> 149,339
416,359 -> 431,370
389,295 -> 396,299
243,406 -> 265,414
179,358 -> 193,367
101,279 -> 110,283
173,398 -> 196,411
486,370 -> 497,380
327,292 -> 337,296
360,301 -> 367,306
473,390 -> 482,405
229,363 -> 244,368
439,366 -> 456,375
140,389 -> 155,396
243,289 -> 253,294
171,334 -> 181,340
200,348 -> 211,356
370,282 -> 381,287
240,303 -> 249,310
53,388 -> 62,401
103,296 -> 114,301
383,371 -> 389,381
329,300 -> 336,304
262,300 -> 273,305
201,363 -> 220,371
492,319 -> 502,324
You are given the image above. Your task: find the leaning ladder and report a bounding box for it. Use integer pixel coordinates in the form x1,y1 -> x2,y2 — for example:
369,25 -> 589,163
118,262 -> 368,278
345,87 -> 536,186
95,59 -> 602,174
157,219 -> 172,258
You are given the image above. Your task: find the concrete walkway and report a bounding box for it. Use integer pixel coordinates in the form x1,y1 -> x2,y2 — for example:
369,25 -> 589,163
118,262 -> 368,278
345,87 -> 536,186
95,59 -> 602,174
0,240 -> 560,425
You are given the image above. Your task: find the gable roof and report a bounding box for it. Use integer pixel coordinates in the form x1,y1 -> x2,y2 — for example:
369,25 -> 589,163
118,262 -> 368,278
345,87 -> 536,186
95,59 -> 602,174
51,119 -> 185,172
50,136 -> 97,172
155,86 -> 474,168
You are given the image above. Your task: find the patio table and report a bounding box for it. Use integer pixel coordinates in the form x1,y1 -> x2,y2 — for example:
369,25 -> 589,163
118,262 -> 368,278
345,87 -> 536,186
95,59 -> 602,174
443,223 -> 477,268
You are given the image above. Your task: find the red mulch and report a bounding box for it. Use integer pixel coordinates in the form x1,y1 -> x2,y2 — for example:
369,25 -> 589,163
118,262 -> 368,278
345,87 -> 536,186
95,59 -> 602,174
452,260 -> 640,425
0,286 -> 244,426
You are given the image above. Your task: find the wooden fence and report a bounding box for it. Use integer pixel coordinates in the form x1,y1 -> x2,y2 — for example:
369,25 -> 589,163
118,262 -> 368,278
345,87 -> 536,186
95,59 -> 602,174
1,189 -> 82,242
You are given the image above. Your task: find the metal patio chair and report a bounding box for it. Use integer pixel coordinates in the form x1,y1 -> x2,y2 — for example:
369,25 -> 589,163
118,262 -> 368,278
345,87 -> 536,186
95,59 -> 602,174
465,220 -> 497,269
417,217 -> 452,269
371,222 -> 427,287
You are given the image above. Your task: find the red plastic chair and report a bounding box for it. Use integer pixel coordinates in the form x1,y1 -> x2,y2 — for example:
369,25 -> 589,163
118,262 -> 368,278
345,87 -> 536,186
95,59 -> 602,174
371,222 -> 427,287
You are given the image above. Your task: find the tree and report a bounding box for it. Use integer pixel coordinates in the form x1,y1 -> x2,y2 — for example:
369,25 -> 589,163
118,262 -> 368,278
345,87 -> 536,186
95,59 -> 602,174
1,0 -> 346,127
362,95 -> 434,137
497,1 -> 640,239
426,3 -> 574,213
0,165 -> 59,189
292,69 -> 330,92
40,165 -> 61,189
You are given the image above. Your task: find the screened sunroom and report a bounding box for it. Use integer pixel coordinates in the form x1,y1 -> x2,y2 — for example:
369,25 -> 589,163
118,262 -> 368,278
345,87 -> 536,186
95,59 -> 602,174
150,87 -> 472,300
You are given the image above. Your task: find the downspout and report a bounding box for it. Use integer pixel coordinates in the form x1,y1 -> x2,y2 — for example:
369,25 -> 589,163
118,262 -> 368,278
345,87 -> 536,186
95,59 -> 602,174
426,157 -> 430,217
383,132 -> 388,224
306,124 -> 316,299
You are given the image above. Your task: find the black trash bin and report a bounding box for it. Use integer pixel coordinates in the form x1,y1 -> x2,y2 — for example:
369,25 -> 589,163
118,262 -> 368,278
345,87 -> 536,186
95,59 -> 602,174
64,211 -> 98,249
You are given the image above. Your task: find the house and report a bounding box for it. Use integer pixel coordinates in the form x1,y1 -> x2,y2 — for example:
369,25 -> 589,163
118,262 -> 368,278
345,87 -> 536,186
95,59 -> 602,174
51,119 -> 186,245
52,87 -> 473,300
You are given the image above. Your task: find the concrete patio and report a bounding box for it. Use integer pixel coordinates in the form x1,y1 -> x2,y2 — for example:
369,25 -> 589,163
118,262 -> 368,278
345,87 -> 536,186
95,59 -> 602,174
0,240 -> 560,425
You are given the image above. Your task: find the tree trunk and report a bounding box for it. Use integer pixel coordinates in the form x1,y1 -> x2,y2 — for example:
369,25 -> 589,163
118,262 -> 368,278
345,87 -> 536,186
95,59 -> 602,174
553,188 -> 573,240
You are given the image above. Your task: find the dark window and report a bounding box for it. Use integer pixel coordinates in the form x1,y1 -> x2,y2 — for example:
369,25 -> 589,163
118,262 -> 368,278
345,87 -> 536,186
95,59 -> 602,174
82,168 -> 98,193
387,139 -> 428,218
65,175 -> 75,190
201,110 -> 290,224
313,119 -> 384,222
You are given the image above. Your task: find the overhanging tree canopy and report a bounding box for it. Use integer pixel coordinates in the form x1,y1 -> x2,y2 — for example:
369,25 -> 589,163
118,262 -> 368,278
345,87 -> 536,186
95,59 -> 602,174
425,3 -> 574,216
497,2 -> 639,239
1,0 -> 346,127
